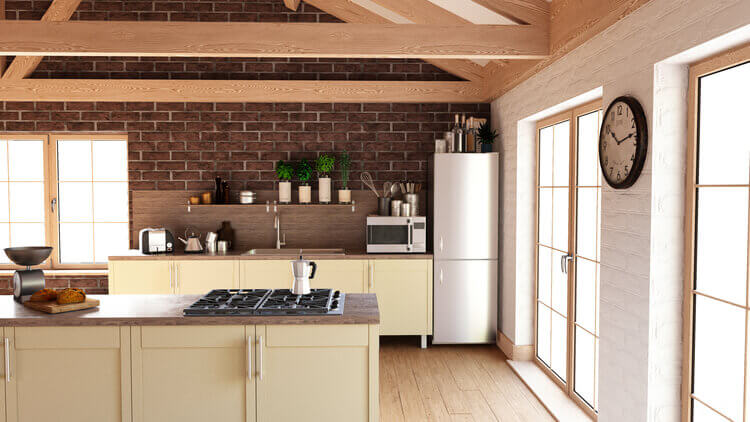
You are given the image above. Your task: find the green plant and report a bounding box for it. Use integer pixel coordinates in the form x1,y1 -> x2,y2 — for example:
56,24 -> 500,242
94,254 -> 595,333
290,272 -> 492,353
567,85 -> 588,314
315,154 -> 335,177
275,160 -> 294,181
338,151 -> 351,189
477,122 -> 499,145
296,159 -> 313,184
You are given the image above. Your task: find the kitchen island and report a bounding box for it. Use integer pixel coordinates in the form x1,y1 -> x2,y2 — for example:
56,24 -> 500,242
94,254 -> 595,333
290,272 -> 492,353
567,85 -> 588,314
0,294 -> 379,422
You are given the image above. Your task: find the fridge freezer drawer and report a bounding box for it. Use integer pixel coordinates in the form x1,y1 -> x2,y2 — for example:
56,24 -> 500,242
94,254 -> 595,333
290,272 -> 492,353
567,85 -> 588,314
433,260 -> 497,344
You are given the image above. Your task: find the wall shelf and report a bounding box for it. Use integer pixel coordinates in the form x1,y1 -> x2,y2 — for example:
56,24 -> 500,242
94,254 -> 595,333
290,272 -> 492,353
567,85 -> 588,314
186,200 -> 356,213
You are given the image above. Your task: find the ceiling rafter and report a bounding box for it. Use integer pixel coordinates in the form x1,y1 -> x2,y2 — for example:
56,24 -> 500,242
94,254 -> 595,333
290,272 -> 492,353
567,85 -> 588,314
284,0 -> 302,11
469,0 -> 550,28
2,0 -> 82,80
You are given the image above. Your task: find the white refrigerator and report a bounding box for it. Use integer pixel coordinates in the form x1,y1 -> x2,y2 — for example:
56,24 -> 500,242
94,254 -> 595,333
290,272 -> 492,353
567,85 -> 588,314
431,153 -> 498,344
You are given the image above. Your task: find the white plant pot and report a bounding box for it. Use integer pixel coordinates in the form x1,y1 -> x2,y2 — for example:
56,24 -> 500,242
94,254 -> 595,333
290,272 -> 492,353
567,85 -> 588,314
318,177 -> 331,203
278,181 -> 292,204
338,189 -> 351,204
299,185 -> 312,204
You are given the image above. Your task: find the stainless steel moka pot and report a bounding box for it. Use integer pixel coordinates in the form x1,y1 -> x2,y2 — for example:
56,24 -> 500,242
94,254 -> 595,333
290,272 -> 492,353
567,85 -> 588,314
290,256 -> 317,295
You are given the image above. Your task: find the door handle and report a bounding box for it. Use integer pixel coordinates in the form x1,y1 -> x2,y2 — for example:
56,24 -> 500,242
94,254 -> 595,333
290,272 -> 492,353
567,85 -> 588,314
247,336 -> 252,380
439,236 -> 443,252
257,336 -> 263,380
4,337 -> 10,383
50,198 -> 57,213
439,269 -> 443,284
560,255 -> 573,274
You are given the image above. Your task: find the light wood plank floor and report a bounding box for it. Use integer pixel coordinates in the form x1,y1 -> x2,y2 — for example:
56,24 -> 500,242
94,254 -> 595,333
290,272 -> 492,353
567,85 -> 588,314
380,337 -> 555,421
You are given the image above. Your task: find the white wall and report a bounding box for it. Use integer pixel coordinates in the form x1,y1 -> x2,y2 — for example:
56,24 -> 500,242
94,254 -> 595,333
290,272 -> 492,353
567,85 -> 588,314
491,0 -> 750,420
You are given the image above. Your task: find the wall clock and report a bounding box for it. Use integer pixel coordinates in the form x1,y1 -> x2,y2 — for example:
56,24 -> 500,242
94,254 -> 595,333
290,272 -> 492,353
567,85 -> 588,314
598,96 -> 648,189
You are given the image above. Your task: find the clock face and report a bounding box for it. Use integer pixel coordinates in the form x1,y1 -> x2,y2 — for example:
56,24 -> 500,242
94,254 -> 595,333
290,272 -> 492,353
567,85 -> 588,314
599,97 -> 647,189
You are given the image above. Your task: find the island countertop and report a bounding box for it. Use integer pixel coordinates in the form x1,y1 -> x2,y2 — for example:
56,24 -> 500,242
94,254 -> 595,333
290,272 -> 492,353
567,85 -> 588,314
0,294 -> 379,327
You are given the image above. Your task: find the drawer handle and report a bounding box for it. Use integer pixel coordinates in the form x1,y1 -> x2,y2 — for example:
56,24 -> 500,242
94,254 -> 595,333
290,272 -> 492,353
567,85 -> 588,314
247,336 -> 252,380
4,337 -> 10,383
257,335 -> 263,380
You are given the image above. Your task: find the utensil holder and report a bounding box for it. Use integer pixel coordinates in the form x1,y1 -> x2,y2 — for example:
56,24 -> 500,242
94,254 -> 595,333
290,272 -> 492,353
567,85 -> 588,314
378,197 -> 391,216
390,200 -> 402,217
404,193 -> 419,216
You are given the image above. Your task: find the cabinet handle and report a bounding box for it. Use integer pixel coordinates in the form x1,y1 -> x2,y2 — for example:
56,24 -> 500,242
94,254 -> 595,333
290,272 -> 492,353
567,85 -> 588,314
369,264 -> 374,290
4,337 -> 10,383
175,263 -> 180,292
439,269 -> 443,285
169,263 -> 174,291
257,336 -> 263,380
247,337 -> 253,380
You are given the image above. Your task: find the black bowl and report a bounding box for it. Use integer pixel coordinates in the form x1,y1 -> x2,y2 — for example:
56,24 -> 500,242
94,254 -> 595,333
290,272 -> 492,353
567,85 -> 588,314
4,247 -> 53,267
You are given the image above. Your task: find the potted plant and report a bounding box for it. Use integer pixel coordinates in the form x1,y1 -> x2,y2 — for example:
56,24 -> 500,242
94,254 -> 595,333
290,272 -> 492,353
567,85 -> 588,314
338,151 -> 352,204
315,154 -> 335,204
275,160 -> 294,203
477,122 -> 498,153
296,159 -> 313,204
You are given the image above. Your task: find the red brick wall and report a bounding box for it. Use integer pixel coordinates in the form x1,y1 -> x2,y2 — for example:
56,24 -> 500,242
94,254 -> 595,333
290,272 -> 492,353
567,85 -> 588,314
0,274 -> 108,295
0,101 -> 489,190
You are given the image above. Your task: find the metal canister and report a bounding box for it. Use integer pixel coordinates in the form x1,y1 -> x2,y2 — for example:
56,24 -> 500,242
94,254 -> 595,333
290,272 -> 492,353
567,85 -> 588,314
391,200 -> 402,217
404,193 -> 419,216
239,190 -> 256,204
401,202 -> 411,217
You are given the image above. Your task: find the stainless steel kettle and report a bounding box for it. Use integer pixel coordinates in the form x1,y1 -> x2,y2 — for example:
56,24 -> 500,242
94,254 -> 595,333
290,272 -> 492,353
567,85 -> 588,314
178,228 -> 203,254
290,256 -> 317,295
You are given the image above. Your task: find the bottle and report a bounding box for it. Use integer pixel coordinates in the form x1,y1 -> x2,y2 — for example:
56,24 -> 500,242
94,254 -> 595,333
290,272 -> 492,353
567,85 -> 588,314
452,114 -> 465,153
215,177 -> 224,204
222,181 -> 231,204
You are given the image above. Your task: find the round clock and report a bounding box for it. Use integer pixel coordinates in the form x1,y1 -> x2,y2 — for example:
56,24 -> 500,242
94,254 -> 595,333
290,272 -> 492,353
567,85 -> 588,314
598,96 -> 648,189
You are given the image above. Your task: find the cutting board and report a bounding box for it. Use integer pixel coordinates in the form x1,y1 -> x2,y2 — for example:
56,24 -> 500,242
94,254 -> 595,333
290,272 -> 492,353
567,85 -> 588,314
23,298 -> 100,314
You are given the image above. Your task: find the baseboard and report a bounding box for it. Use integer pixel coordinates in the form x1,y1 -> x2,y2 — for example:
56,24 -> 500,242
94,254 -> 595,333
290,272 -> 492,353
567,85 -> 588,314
497,330 -> 534,361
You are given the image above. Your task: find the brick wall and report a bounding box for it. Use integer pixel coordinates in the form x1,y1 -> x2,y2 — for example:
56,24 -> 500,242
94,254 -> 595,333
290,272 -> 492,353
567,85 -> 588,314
0,274 -> 108,295
0,101 -> 489,190
4,0 -> 460,81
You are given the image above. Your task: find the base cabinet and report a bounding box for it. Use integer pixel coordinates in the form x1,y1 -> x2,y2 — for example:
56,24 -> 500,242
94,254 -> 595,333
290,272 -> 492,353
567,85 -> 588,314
368,259 -> 432,336
174,260 -> 238,294
108,261 -> 172,294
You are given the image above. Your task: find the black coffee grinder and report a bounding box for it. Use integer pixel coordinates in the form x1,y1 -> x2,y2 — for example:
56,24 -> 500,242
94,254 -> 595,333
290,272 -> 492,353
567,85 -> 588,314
4,247 -> 53,302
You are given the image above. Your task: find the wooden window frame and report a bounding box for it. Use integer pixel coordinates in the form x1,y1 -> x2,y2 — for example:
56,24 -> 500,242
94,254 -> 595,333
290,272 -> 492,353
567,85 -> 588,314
683,43 -> 750,422
0,132 -> 129,271
534,99 -> 602,419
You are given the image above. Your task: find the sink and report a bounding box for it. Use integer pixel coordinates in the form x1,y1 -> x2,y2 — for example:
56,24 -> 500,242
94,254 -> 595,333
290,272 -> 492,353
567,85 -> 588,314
244,248 -> 345,256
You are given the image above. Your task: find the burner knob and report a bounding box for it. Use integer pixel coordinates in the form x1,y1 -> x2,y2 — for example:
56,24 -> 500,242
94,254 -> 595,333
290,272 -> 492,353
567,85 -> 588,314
331,300 -> 339,309
333,290 -> 341,299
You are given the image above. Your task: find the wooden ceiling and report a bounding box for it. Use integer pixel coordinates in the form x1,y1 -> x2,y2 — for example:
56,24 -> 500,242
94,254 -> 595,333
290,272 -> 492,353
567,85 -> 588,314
0,0 -> 653,103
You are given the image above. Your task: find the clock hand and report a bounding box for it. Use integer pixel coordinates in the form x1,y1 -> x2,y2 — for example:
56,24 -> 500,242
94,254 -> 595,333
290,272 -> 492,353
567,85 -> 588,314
616,133 -> 633,145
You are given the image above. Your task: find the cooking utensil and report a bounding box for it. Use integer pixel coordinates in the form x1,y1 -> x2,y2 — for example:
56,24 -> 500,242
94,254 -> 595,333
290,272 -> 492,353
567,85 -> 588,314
361,172 -> 379,197
390,183 -> 399,198
239,190 -> 256,204
179,228 -> 203,253
5,247 -> 53,303
291,256 -> 317,295
383,182 -> 392,198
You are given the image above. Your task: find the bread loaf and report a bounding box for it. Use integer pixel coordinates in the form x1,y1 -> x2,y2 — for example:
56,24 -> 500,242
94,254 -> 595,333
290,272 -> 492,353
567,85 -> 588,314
56,288 -> 86,305
29,288 -> 58,302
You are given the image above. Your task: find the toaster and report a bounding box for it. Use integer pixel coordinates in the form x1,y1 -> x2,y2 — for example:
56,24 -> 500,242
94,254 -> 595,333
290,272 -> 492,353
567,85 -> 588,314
139,228 -> 175,254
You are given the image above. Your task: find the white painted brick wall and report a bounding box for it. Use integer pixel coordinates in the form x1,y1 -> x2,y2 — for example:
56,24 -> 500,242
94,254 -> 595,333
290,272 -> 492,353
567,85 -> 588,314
491,0 -> 750,420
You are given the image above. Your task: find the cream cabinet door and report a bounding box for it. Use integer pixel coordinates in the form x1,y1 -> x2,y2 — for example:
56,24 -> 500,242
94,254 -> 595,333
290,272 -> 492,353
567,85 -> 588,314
369,259 -> 433,335
175,260 -> 239,294
5,326 -> 131,422
255,325 -> 376,422
240,260 -> 366,292
131,325 -> 255,422
0,328 -> 7,422
108,261 -> 172,294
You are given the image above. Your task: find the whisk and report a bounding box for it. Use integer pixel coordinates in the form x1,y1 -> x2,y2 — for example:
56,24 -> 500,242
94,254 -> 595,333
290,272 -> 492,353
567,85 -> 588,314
360,172 -> 380,197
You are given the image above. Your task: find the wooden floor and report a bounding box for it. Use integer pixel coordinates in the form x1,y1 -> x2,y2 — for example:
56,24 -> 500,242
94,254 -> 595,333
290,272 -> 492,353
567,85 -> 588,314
380,337 -> 555,422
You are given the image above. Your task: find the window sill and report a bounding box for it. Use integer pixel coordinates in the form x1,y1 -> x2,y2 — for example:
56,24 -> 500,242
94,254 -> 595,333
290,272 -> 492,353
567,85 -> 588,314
0,270 -> 108,276
506,360 -> 594,422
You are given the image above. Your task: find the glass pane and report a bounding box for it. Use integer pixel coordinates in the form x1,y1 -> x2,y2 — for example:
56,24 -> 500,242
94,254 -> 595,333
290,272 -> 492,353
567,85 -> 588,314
552,188 -> 568,251
539,127 -> 553,186
59,223 -> 94,264
577,111 -> 600,186
575,258 -> 597,333
92,141 -> 128,181
550,311 -> 567,381
8,141 -> 43,181
0,223 -> 9,264
692,398 -> 728,422
698,62 -> 750,185
94,223 -> 129,263
57,140 -> 92,181
538,246 -> 551,305
538,188 -> 552,246
10,223 -> 45,248
537,303 -> 551,366
576,187 -> 599,260
551,249 -> 568,316
695,187 -> 748,305
553,121 -> 570,186
574,327 -> 595,407
0,141 -> 8,181
9,182 -> 44,222
0,183 -> 8,222
93,182 -> 128,222
692,295 -> 745,421
58,182 -> 93,223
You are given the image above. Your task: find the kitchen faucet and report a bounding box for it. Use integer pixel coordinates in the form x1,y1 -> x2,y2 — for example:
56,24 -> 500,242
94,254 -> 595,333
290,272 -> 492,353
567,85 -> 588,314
274,214 -> 286,249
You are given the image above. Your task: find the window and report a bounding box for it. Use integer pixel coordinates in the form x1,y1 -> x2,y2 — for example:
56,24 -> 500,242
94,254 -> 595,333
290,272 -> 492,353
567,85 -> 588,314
0,134 -> 129,270
536,101 -> 602,416
685,45 -> 750,422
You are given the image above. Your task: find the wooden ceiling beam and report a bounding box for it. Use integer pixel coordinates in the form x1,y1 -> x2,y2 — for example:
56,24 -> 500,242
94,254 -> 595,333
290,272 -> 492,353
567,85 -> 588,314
0,79 -> 489,103
0,0 -> 5,78
283,0 -> 302,11
2,0 -> 82,80
469,0 -> 549,28
0,21 -> 549,60
367,0 -> 471,25
302,0 -> 487,81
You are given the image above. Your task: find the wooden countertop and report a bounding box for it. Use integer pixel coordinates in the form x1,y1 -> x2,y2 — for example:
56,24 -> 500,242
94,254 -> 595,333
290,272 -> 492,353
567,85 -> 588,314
109,250 -> 433,261
0,294 -> 379,327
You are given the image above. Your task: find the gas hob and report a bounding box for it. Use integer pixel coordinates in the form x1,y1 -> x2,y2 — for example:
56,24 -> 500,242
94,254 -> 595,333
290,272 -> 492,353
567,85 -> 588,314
183,288 -> 344,316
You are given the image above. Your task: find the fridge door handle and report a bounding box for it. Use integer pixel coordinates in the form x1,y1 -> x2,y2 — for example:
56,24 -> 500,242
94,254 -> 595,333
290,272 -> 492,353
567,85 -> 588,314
439,268 -> 443,284
439,236 -> 443,252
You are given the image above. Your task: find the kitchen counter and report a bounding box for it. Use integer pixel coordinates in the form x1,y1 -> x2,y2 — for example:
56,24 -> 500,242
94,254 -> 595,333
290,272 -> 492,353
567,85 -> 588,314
0,293 -> 379,327
108,249 -> 433,260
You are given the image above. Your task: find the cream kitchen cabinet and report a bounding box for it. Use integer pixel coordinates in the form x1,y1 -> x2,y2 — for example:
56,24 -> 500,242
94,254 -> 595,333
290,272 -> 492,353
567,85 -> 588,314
368,259 -> 432,343
3,326 -> 131,422
108,261 -> 172,294
131,325 -> 254,422
240,260 -> 367,293
174,260 -> 238,294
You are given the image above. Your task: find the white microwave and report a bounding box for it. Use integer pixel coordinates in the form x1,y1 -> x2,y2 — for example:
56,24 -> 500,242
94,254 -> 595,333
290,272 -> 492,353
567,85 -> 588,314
366,216 -> 427,253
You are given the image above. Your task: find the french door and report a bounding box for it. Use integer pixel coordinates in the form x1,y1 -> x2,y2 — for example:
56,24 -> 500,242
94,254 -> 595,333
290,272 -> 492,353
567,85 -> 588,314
536,101 -> 602,416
